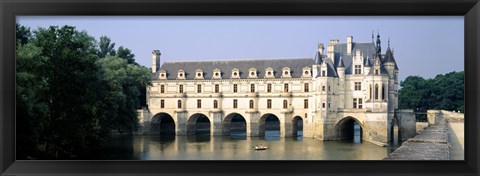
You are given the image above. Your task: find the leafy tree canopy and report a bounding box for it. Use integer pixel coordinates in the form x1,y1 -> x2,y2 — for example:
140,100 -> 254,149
398,71 -> 464,112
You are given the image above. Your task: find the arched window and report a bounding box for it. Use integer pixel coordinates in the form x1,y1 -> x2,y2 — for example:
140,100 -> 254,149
375,84 -> 379,100
177,100 -> 182,109
369,84 -> 372,100
249,100 -> 254,109
382,84 -> 386,100
283,100 -> 288,109
213,100 -> 218,109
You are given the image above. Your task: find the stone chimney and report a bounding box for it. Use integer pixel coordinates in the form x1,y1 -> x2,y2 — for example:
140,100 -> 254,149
347,36 -> 353,55
152,50 -> 161,73
327,39 -> 338,62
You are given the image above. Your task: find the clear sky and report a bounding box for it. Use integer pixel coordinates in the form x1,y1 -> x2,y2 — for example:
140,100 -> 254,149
17,16 -> 463,82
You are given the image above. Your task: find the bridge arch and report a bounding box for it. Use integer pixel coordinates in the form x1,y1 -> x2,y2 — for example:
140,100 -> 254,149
336,116 -> 363,142
187,113 -> 210,135
292,116 -> 303,137
390,116 -> 401,145
150,112 -> 176,135
259,113 -> 281,137
222,113 -> 247,136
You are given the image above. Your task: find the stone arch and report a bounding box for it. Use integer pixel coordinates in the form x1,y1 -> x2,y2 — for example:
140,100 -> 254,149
336,116 -> 363,142
150,112 -> 176,135
292,116 -> 303,137
222,113 -> 247,136
390,116 -> 401,145
187,113 -> 210,135
259,113 -> 281,137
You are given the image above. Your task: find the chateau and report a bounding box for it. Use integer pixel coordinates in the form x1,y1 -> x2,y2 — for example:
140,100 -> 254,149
138,33 -> 399,145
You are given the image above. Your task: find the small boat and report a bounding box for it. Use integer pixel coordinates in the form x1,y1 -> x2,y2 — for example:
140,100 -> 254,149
254,146 -> 268,150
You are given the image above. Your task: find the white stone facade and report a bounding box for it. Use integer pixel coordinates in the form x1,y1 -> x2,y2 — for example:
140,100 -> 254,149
141,34 -> 399,145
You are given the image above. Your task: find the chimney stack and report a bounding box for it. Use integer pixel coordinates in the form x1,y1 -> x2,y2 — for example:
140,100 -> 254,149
347,36 -> 353,55
152,50 -> 161,73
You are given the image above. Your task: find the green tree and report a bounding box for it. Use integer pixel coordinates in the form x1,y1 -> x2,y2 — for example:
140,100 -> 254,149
16,24 -> 151,159
96,56 -> 150,133
16,23 -> 32,45
16,42 -> 49,159
97,36 -> 116,58
116,46 -> 137,65
398,71 -> 464,112
30,26 -> 106,158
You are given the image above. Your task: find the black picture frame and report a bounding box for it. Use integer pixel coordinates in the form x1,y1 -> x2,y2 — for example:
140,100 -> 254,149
1,0 -> 479,175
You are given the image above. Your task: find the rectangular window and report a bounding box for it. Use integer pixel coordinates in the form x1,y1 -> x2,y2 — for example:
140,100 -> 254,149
304,83 -> 309,92
250,84 -> 255,93
160,100 -> 165,108
233,99 -> 238,109
160,85 -> 165,93
267,84 -> 272,93
353,98 -> 357,109
328,103 -> 331,108
267,99 -> 272,109
233,84 -> 238,93
179,85 -> 183,93
284,83 -> 289,92
358,98 -> 363,109
304,99 -> 308,109
375,69 -> 379,75
328,86 -> 331,91
322,70 -> 326,77
322,86 -> 325,91
355,82 -> 361,91
197,99 -> 201,108
322,103 -> 326,108
197,84 -> 201,93
215,84 -> 219,93
355,65 -> 362,74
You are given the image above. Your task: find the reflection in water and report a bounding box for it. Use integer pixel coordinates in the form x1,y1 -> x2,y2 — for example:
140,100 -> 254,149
90,129 -> 393,160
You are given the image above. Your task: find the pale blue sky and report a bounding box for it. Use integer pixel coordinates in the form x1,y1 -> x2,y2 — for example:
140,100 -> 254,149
17,16 -> 464,82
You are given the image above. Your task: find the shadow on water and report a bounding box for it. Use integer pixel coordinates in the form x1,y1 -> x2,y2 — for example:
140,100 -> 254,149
229,131 -> 247,140
187,134 -> 211,143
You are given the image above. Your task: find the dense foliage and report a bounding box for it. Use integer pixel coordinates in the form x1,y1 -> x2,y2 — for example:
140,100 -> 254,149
398,71 -> 464,112
16,24 -> 151,159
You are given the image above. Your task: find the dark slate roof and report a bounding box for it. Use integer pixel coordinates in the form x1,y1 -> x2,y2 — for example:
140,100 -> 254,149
337,56 -> 345,68
364,56 -> 372,67
313,58 -> 338,78
383,47 -> 399,70
314,51 -> 324,65
333,43 -> 376,74
155,58 -> 314,80
368,56 -> 390,75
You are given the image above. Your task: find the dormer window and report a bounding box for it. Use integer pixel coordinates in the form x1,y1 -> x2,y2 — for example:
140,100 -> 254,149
159,70 -> 167,80
177,69 -> 185,79
212,68 -> 222,79
282,67 -> 291,78
302,67 -> 311,78
264,67 -> 275,78
231,68 -> 240,79
248,68 -> 257,78
195,69 -> 204,79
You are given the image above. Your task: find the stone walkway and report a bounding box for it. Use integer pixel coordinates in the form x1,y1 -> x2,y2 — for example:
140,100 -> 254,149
384,118 -> 450,160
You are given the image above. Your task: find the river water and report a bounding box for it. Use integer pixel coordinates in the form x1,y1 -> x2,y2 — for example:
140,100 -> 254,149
90,126 -> 400,160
